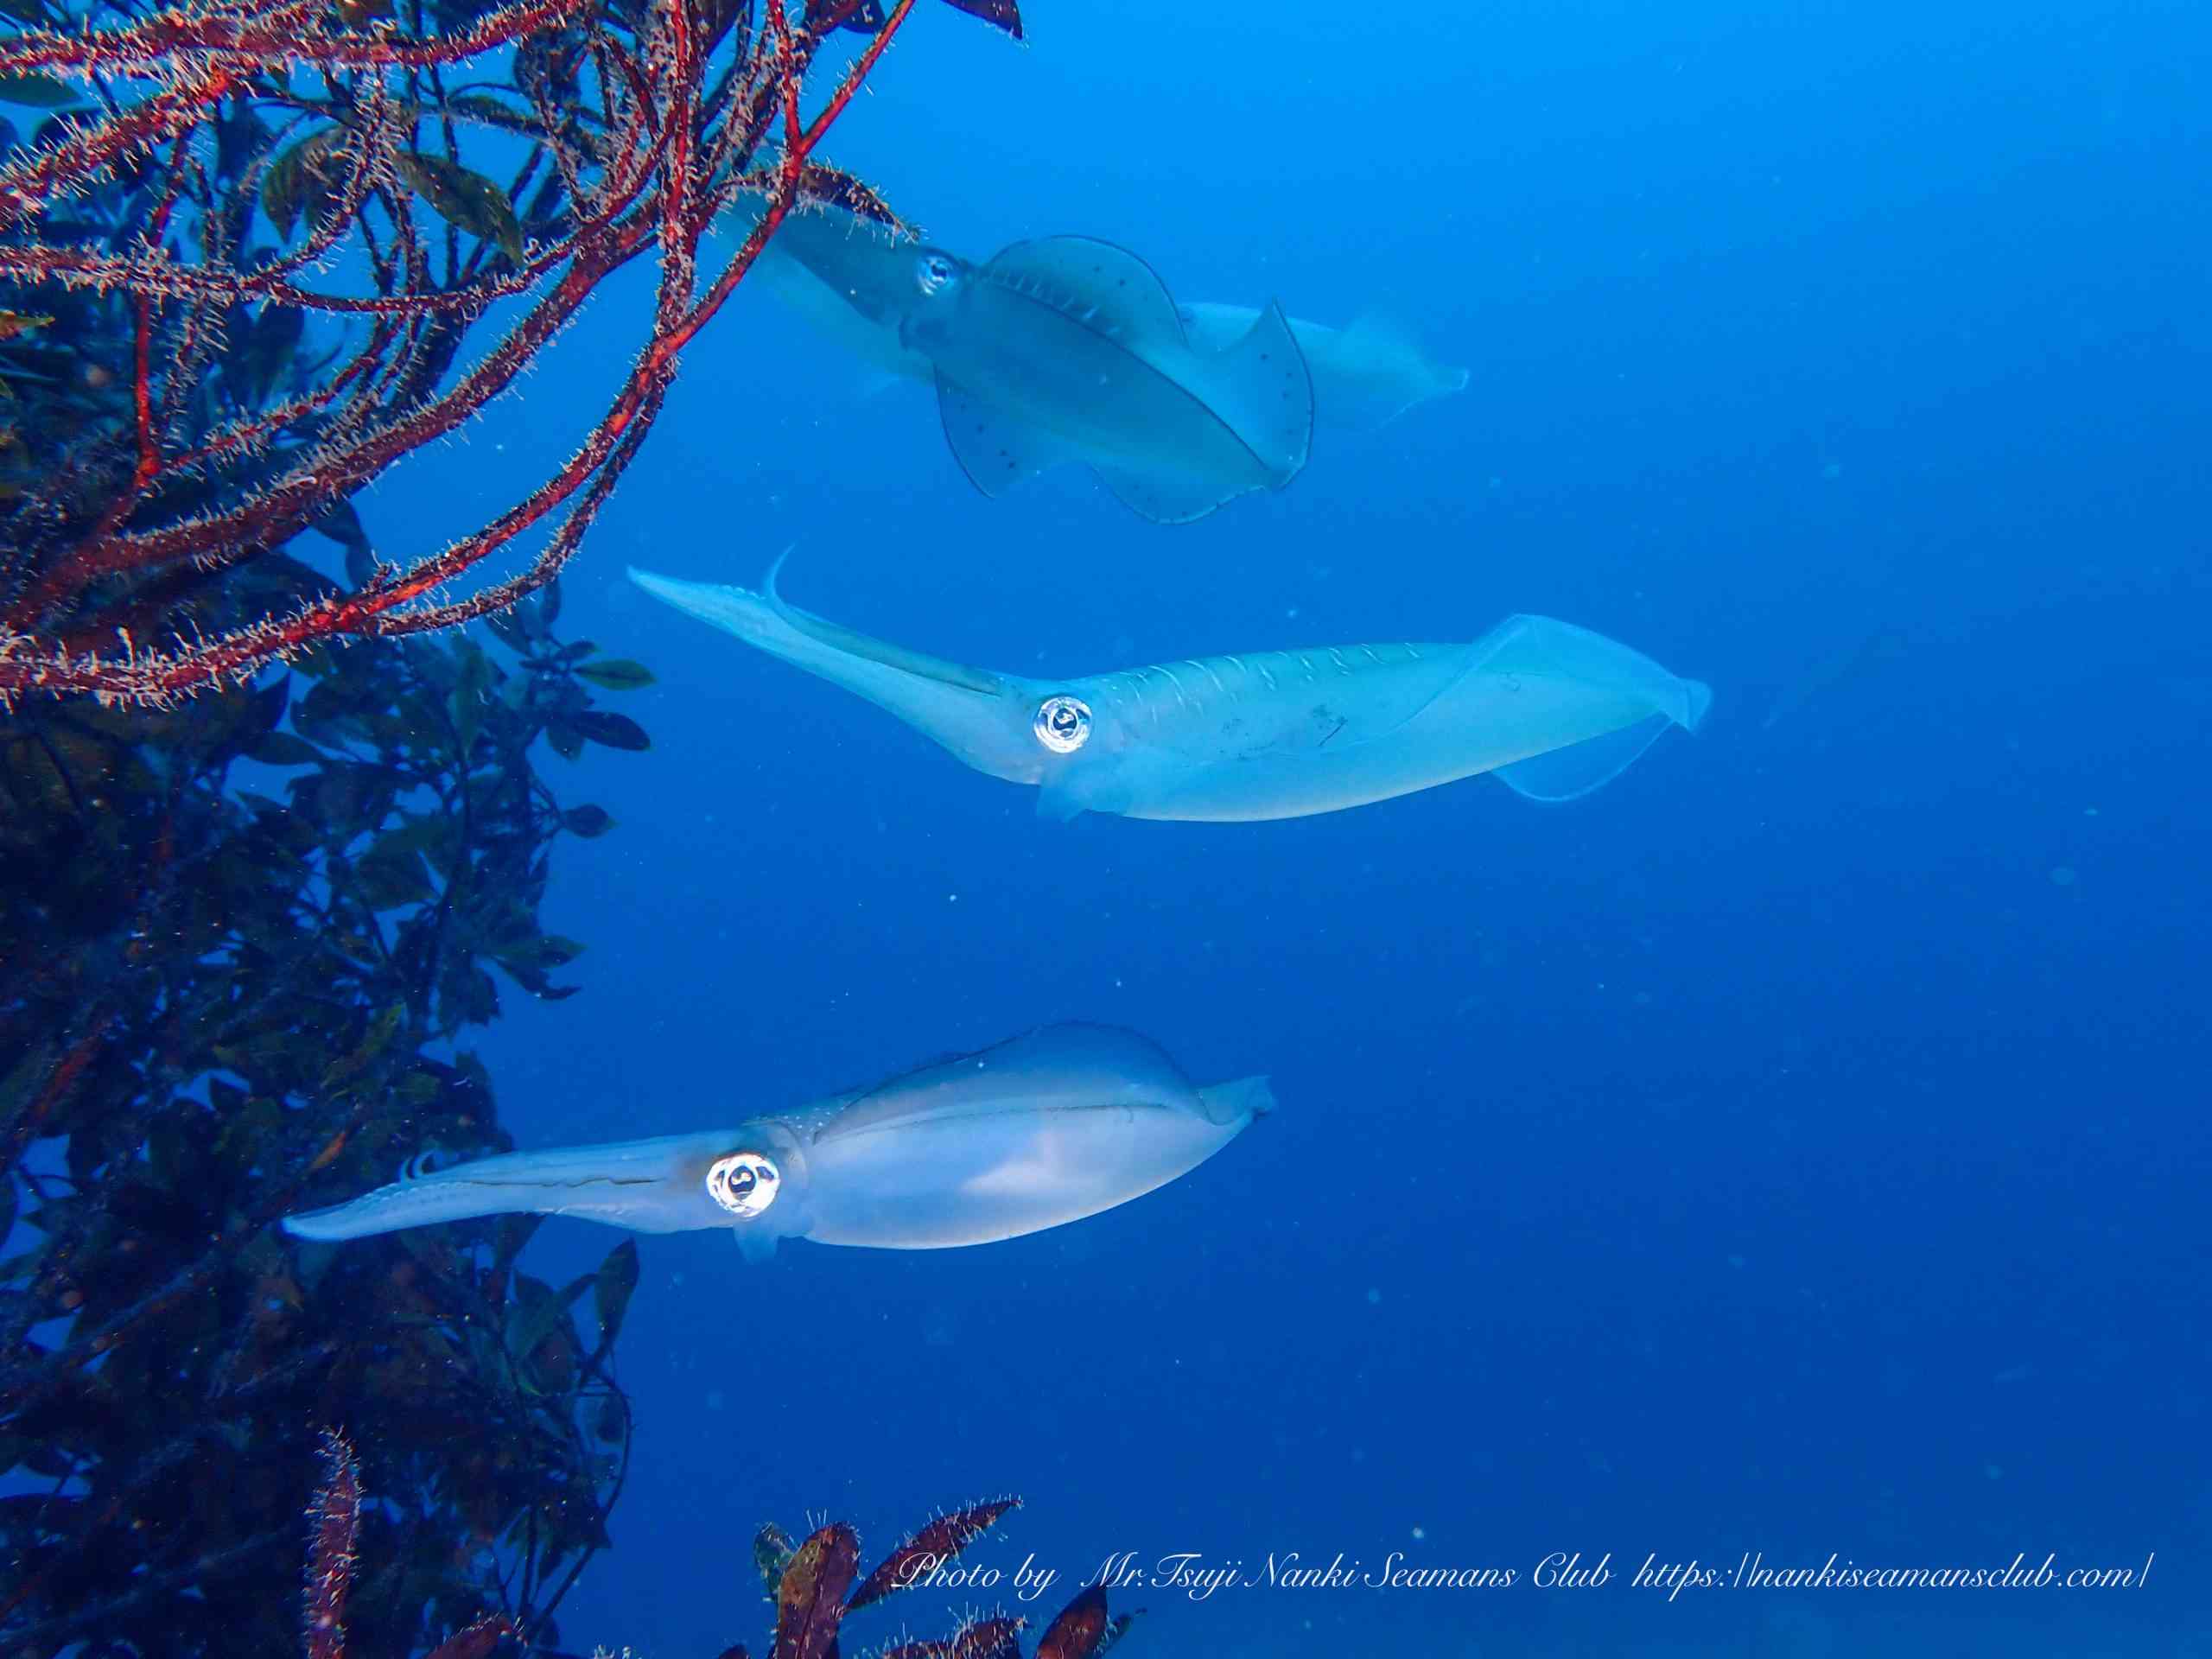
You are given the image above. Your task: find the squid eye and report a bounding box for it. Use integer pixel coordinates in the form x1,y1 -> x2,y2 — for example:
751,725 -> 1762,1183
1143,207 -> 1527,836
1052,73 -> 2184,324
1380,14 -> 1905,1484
915,252 -> 959,297
706,1152 -> 780,1218
1033,695 -> 1092,753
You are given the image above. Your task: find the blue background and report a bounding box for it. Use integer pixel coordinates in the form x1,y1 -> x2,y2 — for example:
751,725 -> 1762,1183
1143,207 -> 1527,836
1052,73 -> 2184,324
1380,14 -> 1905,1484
350,0 -> 2210,1651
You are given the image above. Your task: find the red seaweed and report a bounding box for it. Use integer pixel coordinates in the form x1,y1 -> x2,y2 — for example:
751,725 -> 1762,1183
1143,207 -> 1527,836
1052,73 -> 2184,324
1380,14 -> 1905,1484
423,1614 -> 521,1659
772,1522 -> 861,1659
296,1461 -> 1130,1659
1033,1586 -> 1108,1659
879,1614 -> 1027,1659
733,1497 -> 1135,1659
849,1497 -> 1023,1609
299,1429 -> 516,1658
0,0 -> 1020,708
302,1430 -> 362,1659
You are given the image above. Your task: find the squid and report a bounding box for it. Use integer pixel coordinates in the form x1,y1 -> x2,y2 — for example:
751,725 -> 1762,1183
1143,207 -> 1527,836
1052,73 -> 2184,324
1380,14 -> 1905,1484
283,1025 -> 1271,1260
1175,302 -> 1470,431
629,560 -> 1712,823
751,215 -> 1314,523
753,207 -> 1466,453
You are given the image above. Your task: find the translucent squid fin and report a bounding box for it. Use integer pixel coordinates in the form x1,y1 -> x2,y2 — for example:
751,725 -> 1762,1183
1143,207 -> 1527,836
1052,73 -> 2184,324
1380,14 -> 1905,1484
936,372 -> 1076,498
1035,766 -> 1132,822
1197,1075 -> 1277,1127
1185,297 -> 1313,486
1332,312 -> 1470,429
980,235 -> 1188,345
1035,779 -> 1086,822
817,1023 -> 1200,1145
1490,668 -> 1713,803
733,1223 -> 781,1264
1088,460 -> 1244,525
1492,715 -> 1676,802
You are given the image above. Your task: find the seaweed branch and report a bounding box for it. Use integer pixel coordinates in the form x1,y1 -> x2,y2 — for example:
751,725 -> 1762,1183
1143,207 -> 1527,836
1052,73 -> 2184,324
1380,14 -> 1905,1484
0,560 -> 658,1656
0,0 -> 1018,706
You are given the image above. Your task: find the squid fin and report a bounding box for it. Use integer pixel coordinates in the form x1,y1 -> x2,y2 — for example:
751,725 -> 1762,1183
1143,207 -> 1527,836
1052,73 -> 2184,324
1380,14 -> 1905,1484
936,373 -> 1076,497
1197,1075 -> 1277,1127
1088,461 -> 1244,525
733,1224 -> 781,1264
1492,717 -> 1683,802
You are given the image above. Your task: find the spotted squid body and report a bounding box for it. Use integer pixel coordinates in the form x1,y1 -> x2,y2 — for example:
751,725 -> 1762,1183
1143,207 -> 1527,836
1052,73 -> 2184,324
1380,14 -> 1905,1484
283,1026 -> 1269,1260
630,559 -> 1711,823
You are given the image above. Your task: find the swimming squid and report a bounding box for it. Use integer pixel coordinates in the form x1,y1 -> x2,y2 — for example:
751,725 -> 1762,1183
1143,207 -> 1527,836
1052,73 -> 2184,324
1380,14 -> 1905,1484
754,211 -> 1466,435
1175,302 -> 1469,432
628,559 -> 1712,823
748,210 -> 1314,523
898,234 -> 1314,524
283,1025 -> 1271,1260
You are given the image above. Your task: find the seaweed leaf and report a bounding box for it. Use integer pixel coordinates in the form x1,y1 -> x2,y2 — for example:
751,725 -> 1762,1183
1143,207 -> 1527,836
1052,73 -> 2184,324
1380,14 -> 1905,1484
755,1522 -> 796,1592
574,658 -> 654,691
1095,1610 -> 1143,1656
880,1616 -> 1025,1659
444,92 -> 540,136
562,804 -> 613,836
772,1523 -> 859,1659
941,0 -> 1022,38
591,1238 -> 638,1349
262,125 -> 352,240
483,607 -> 531,652
321,1003 -> 405,1091
449,639 -> 497,754
353,836 -> 436,910
502,1271 -> 577,1390
849,1497 -> 1020,1610
569,710 -> 649,752
796,162 -> 908,233
1034,1586 -> 1107,1659
249,731 -> 323,766
397,153 -> 524,261
312,499 -> 372,557
543,716 -> 586,760
0,73 -> 82,108
227,301 -> 305,407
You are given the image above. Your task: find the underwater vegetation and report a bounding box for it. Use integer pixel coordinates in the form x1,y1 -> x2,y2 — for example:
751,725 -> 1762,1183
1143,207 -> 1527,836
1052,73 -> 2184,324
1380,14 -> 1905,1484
722,1494 -> 1141,1659
302,1430 -> 516,1659
0,30 -> 1156,1634
0,3 -> 1181,1652
633,558 -> 1712,822
282,1023 -> 1273,1258
0,512 -> 661,1651
0,0 -> 1019,708
297,1437 -> 1141,1659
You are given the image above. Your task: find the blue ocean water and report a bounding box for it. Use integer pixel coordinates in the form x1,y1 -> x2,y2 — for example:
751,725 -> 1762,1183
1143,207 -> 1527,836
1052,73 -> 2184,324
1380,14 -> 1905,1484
364,0 -> 2209,1652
